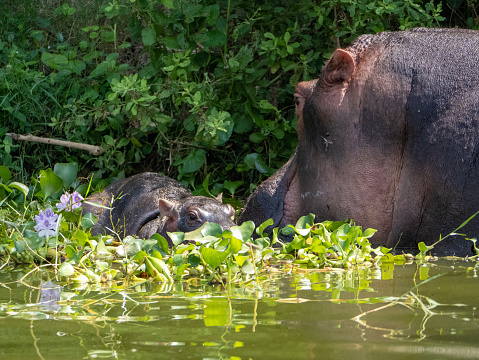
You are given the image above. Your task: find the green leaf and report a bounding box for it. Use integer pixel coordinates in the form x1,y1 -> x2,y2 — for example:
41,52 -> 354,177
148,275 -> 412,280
363,228 -> 377,238
229,237 -> 243,254
231,221 -> 255,241
168,232 -> 185,246
257,218 -> 273,237
39,168 -> 63,200
148,233 -> 170,254
181,149 -> 206,173
81,212 -> 97,229
241,258 -> 255,274
8,182 -> 29,198
54,162 -> 78,189
0,166 -> 11,183
142,26 -> 156,46
223,180 -> 243,196
59,262 -> 75,277
161,0 -> 174,9
201,247 -> 229,269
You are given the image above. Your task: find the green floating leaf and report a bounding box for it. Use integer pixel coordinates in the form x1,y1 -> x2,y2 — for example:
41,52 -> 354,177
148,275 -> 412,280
168,232 -> 185,246
201,247 -> 229,269
59,262 -> 75,277
257,218 -> 273,237
39,168 -> 63,200
81,212 -> 97,229
54,162 -> 78,189
231,221 -> 255,241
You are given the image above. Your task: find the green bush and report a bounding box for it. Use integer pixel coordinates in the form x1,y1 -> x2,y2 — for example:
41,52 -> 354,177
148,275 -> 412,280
1,0 -> 466,199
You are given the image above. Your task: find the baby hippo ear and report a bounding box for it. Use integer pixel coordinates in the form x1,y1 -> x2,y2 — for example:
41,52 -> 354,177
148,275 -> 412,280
215,193 -> 223,202
225,203 -> 235,218
324,49 -> 355,85
158,199 -> 179,220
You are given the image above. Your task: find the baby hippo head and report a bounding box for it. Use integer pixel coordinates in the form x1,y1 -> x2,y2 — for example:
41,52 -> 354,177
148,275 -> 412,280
159,194 -> 236,233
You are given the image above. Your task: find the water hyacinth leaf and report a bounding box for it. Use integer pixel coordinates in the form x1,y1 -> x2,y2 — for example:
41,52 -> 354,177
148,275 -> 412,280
54,162 -> 78,188
8,182 -> 29,198
142,239 -> 160,254
229,237 -> 243,254
176,263 -> 189,280
418,241 -> 429,253
73,230 -> 88,246
241,258 -> 255,275
59,262 -> 75,277
281,224 -> 297,235
201,247 -> 229,269
133,250 -> 148,263
122,237 -> 142,257
235,255 -> 248,267
363,228 -> 377,238
0,166 -> 11,183
146,256 -> 173,281
381,253 -> 395,263
257,218 -> 273,237
294,214 -> 316,236
230,221 -> 255,241
148,233 -> 169,254
39,169 -> 63,199
14,240 -> 24,253
168,232 -> 185,246
81,212 -> 97,229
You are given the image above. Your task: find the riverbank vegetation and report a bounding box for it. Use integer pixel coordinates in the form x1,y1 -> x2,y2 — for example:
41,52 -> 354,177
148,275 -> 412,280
1,0 -> 479,276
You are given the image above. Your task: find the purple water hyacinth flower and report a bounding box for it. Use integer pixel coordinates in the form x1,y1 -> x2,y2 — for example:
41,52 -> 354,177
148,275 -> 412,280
56,191 -> 84,211
56,193 -> 71,211
71,191 -> 84,210
34,208 -> 58,238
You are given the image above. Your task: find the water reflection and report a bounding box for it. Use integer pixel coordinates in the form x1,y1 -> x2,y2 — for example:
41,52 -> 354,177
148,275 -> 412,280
0,259 -> 477,359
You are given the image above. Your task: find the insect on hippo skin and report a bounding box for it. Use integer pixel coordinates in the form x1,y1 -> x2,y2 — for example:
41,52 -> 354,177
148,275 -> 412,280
83,173 -> 236,244
240,28 -> 479,256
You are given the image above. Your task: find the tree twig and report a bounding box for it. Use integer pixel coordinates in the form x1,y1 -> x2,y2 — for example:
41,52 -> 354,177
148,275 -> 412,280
6,133 -> 104,156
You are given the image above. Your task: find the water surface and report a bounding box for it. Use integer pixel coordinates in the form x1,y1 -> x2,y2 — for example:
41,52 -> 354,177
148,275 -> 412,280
0,259 -> 478,359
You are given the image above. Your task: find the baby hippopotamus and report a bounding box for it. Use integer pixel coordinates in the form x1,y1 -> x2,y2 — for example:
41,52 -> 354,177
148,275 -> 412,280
83,173 -> 236,244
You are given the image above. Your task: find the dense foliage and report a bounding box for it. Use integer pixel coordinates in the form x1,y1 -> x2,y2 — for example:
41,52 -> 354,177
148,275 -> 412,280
2,0 -> 471,198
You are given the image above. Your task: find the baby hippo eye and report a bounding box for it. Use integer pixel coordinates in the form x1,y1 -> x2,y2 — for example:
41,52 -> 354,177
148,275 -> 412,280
188,212 -> 198,221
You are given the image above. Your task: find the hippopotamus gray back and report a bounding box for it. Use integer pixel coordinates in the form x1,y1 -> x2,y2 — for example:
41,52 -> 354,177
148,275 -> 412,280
240,28 -> 479,256
84,173 -> 235,244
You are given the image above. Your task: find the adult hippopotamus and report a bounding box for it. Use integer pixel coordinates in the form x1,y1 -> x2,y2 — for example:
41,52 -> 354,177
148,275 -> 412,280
83,173 -> 235,244
240,28 -> 479,256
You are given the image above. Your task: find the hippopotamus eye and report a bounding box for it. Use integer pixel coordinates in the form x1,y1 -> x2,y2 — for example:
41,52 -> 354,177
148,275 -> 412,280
294,94 -> 302,106
188,212 -> 198,221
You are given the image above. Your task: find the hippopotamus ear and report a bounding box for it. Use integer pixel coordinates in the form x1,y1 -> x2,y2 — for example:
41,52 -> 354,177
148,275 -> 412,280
225,203 -> 235,218
158,199 -> 178,220
324,49 -> 355,84
216,193 -> 235,218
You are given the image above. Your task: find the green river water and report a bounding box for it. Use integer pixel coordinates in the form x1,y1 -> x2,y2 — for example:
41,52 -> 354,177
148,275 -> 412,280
0,259 -> 478,360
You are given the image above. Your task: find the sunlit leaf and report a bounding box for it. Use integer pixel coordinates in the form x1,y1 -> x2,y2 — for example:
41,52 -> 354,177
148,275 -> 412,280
230,221 -> 255,241
59,262 -> 75,277
201,247 -> 229,269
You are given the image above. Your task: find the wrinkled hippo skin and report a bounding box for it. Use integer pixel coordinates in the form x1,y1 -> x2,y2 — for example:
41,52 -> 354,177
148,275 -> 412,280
240,28 -> 479,256
83,173 -> 235,244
